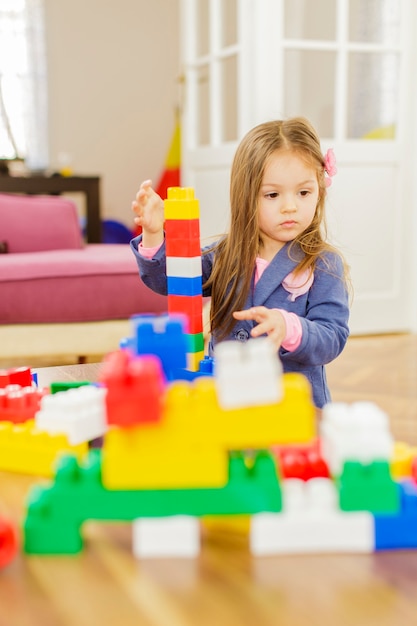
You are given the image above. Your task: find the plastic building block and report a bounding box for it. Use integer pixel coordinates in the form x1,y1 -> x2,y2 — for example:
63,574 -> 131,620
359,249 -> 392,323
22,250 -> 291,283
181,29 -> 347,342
166,256 -> 202,278
132,515 -> 201,558
168,295 -> 203,334
390,441 -> 417,479
187,349 -> 205,373
199,355 -> 215,375
50,381 -> 92,394
131,314 -> 189,380
214,338 -> 283,409
0,384 -> 49,424
0,366 -> 32,389
165,237 -> 201,257
163,187 -> 200,220
100,350 -> 165,426
338,460 -> 400,513
167,276 -> 203,296
102,429 -> 228,489
0,515 -> 19,568
35,384 -> 108,445
374,479 -> 417,550
0,420 -> 87,477
250,477 -> 374,555
165,217 -> 200,241
276,441 -> 330,481
23,449 -> 281,554
320,401 -> 394,475
165,215 -> 201,256
186,332 -> 204,353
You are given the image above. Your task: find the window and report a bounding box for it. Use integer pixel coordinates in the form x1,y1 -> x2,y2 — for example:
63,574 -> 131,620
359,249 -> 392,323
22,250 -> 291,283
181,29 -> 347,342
0,0 -> 48,169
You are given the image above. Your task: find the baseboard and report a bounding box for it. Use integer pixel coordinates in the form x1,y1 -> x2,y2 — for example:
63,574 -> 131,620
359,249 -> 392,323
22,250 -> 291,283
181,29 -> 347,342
0,320 -> 132,360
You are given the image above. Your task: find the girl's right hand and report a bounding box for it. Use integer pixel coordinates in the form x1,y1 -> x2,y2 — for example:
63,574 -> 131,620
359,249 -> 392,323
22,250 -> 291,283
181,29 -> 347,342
132,180 -> 165,247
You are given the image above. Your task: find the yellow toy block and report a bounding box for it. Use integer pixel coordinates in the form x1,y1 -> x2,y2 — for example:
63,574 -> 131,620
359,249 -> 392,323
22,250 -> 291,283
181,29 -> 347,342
390,441 -> 417,479
0,420 -> 88,477
102,428 -> 227,489
187,349 -> 205,372
164,187 -> 200,220
101,372 -> 315,489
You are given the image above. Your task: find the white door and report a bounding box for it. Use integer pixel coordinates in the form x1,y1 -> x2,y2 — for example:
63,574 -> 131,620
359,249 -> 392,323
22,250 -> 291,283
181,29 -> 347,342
180,0 -> 417,335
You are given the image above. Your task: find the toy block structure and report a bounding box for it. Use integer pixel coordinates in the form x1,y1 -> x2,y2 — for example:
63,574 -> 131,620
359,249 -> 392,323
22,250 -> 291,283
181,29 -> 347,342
35,384 -> 108,445
100,338 -> 315,490
0,384 -> 49,424
164,187 -> 204,371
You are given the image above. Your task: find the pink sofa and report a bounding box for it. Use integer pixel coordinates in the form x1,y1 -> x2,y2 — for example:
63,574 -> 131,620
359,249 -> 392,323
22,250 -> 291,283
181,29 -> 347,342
0,192 -> 167,362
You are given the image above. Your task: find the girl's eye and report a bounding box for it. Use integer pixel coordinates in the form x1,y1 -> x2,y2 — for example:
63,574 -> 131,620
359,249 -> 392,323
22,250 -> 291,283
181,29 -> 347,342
265,192 -> 278,199
300,190 -> 310,197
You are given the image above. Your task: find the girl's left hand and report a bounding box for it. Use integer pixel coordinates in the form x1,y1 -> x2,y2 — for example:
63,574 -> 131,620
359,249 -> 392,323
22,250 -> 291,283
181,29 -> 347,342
233,306 -> 286,351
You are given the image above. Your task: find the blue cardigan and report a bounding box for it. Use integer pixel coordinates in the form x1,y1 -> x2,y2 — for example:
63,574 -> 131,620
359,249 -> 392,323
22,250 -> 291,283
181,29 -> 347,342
130,236 -> 350,408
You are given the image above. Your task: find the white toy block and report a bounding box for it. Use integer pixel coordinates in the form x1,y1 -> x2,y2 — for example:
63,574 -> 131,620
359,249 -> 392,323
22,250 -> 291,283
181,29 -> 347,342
35,385 -> 107,445
166,256 -> 202,278
320,401 -> 394,475
132,516 -> 201,559
214,338 -> 283,409
250,478 -> 374,555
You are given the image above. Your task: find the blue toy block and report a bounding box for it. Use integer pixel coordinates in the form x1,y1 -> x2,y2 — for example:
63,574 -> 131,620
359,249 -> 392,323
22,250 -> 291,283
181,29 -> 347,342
374,480 -> 417,550
131,314 -> 188,380
167,276 -> 203,297
199,356 -> 215,375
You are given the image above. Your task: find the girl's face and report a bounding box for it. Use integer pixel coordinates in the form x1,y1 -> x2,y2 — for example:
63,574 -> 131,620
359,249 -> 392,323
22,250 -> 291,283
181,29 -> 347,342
257,150 -> 319,259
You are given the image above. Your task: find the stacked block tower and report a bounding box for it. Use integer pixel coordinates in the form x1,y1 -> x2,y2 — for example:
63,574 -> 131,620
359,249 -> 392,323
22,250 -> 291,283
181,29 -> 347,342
164,187 -> 204,371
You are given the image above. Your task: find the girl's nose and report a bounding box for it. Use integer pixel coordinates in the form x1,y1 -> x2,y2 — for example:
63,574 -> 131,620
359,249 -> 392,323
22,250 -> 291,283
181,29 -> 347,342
282,197 -> 297,212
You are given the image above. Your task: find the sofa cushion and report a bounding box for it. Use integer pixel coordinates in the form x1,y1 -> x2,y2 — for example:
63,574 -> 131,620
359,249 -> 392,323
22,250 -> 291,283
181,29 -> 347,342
0,193 -> 83,253
0,244 -> 167,323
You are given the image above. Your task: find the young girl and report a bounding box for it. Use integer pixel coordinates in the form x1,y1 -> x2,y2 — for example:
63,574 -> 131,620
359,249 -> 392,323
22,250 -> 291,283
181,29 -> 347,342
130,117 -> 350,408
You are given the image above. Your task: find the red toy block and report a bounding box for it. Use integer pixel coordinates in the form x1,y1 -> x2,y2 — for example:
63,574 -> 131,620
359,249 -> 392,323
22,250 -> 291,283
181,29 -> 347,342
100,350 -> 166,427
165,219 -> 200,239
0,385 -> 49,424
276,441 -> 330,481
168,295 -> 203,334
0,516 -> 18,568
165,218 -> 201,257
0,366 -> 32,389
166,237 -> 201,257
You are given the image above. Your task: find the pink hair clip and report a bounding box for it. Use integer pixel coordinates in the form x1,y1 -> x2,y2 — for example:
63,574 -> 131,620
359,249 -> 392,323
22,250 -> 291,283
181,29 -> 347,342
324,148 -> 337,187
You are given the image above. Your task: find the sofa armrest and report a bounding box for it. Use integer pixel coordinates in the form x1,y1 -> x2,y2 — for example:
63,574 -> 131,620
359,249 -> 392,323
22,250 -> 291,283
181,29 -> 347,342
0,193 -> 84,253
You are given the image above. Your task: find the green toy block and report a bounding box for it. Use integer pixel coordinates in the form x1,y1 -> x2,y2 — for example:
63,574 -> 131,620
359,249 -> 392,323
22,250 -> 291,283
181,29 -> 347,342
50,381 -> 92,393
186,332 -> 204,352
24,449 -> 282,554
338,460 -> 400,514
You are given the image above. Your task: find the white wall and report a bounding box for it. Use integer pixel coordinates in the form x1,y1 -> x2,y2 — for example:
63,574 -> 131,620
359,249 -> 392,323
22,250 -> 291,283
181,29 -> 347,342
44,0 -> 180,229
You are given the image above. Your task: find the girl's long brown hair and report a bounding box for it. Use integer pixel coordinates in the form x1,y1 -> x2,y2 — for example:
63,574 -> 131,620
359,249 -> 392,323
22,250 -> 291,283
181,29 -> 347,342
204,117 -> 348,341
